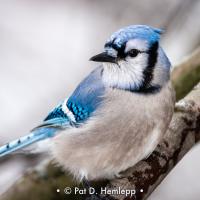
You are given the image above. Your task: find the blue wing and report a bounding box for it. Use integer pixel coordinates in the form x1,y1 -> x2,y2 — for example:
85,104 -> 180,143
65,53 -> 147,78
0,66 -> 105,157
67,66 -> 105,122
41,65 -> 105,126
35,103 -> 73,129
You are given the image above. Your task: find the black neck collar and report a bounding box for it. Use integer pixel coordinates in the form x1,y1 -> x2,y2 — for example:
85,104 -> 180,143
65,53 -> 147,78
125,84 -> 161,94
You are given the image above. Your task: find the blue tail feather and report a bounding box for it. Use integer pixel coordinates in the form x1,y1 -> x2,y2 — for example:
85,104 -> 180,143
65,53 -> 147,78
0,128 -> 57,157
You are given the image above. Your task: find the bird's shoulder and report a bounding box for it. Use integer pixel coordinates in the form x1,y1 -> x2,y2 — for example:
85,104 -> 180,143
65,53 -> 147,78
42,66 -> 105,128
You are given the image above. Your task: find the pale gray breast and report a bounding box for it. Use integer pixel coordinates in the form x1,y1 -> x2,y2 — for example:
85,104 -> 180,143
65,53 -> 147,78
75,80 -> 175,163
89,81 -> 175,161
52,81 -> 175,180
94,81 -> 175,140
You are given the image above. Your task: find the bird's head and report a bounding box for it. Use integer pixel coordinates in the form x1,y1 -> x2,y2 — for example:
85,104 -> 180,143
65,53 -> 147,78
90,25 -> 171,93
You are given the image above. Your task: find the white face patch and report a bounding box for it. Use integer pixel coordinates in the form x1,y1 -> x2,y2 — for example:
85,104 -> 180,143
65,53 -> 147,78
125,39 -> 149,53
102,39 -> 150,90
102,51 -> 149,90
102,40 -> 169,91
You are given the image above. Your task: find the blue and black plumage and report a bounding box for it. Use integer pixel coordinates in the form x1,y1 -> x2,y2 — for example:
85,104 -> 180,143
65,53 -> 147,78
0,25 -> 175,183
0,66 -> 105,157
0,128 -> 56,157
67,66 -> 105,122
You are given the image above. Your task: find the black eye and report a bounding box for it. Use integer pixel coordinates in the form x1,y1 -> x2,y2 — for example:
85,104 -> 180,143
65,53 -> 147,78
128,49 -> 140,57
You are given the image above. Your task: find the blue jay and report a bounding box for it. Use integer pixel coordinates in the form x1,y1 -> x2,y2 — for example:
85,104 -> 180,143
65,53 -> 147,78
0,25 -> 175,182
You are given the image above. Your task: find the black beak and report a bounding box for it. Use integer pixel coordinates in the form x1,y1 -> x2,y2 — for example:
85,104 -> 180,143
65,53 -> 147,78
90,52 -> 117,63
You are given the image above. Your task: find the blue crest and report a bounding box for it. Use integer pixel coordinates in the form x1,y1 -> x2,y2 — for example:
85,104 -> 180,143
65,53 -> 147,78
105,25 -> 164,49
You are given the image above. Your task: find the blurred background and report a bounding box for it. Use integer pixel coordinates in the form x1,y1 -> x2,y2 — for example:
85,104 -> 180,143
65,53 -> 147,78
0,0 -> 200,199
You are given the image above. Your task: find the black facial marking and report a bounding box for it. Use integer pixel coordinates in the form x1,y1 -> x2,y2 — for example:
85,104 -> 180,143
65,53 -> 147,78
116,44 -> 126,58
136,84 -> 161,94
105,39 -> 126,59
139,41 -> 159,91
125,84 -> 161,94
